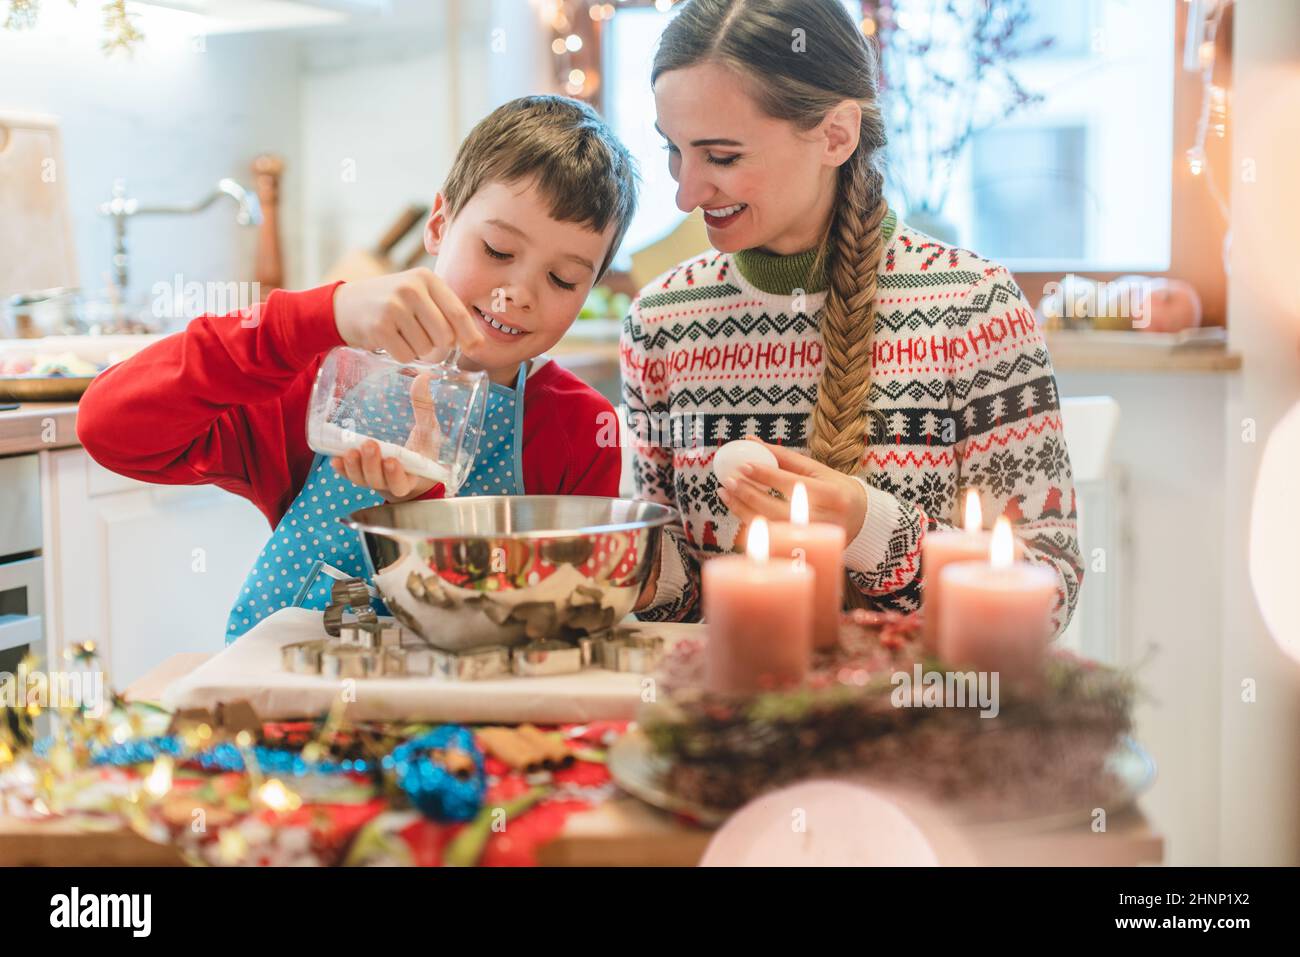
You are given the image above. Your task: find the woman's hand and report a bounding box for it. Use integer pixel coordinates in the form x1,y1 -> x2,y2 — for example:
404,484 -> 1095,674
716,438 -> 868,541
332,267 -> 485,364
331,373 -> 445,503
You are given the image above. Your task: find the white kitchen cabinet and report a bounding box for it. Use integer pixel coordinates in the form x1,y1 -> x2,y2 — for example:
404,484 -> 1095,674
42,446 -> 269,687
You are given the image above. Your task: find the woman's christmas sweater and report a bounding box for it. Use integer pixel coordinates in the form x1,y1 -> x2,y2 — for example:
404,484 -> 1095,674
621,211 -> 1084,636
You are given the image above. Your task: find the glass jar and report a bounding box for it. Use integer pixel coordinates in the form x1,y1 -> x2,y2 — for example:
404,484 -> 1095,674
3,288 -> 86,338
306,346 -> 489,495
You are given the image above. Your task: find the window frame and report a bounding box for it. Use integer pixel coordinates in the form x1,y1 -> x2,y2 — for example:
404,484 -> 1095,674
1011,1 -> 1232,325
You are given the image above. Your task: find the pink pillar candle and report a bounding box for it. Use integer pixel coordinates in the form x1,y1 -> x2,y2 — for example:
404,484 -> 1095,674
769,483 -> 846,649
922,491 -> 1022,654
936,518 -> 1056,691
768,522 -> 843,649
769,481 -> 842,647
704,517 -> 815,694
922,530 -> 993,655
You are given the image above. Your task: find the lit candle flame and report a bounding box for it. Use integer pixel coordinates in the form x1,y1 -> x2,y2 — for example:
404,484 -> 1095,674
747,517 -> 770,562
963,490 -> 982,533
791,482 -> 809,526
990,516 -> 1014,570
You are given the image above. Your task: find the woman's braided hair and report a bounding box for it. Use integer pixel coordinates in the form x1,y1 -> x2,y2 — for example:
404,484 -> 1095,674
653,0 -> 889,477
812,151 -> 888,474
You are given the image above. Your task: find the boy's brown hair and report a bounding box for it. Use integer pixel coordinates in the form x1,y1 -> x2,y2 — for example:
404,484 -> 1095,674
441,95 -> 639,278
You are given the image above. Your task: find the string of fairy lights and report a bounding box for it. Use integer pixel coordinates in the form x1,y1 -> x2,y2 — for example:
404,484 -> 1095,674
533,0 -> 679,101
1183,0 -> 1233,224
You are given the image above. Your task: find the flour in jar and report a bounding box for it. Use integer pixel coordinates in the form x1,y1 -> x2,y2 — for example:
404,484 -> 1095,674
310,420 -> 456,489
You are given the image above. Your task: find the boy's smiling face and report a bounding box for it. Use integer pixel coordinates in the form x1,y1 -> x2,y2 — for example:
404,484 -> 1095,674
424,178 -> 617,384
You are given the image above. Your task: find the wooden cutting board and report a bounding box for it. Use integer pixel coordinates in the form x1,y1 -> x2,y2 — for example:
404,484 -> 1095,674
0,112 -> 78,304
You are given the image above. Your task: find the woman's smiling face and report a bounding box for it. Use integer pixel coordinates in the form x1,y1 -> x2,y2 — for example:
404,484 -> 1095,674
654,61 -> 841,256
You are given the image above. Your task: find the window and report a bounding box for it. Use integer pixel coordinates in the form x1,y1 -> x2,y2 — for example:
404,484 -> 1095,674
970,125 -> 1088,262
602,5 -> 683,268
602,0 -> 1180,275
879,0 -> 1174,272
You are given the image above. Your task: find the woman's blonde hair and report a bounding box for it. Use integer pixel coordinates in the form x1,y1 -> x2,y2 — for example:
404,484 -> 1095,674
653,0 -> 888,476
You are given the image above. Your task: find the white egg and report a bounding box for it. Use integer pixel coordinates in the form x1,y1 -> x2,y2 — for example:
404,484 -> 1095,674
713,439 -> 778,486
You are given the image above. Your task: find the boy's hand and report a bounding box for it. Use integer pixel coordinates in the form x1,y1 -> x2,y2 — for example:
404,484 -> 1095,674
331,373 -> 446,503
332,268 -> 485,363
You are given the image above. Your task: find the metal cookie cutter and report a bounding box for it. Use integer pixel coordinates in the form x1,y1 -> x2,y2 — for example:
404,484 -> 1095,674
595,631 -> 665,673
321,644 -> 383,680
319,571 -> 379,637
614,634 -> 665,673
281,639 -> 327,674
339,620 -> 402,650
390,646 -> 435,677
512,640 -> 586,677
432,645 -> 512,682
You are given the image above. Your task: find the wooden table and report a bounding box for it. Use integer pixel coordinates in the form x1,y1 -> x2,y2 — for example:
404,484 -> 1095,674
0,653 -> 1164,867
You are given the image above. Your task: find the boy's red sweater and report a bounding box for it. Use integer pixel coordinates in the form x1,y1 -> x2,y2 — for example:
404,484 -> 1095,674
76,282 -> 621,527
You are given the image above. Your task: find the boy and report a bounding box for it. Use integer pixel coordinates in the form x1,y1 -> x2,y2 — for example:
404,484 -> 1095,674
77,96 -> 638,639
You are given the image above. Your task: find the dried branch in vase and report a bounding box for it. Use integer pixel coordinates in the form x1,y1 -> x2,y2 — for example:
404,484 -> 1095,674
862,0 -> 1052,220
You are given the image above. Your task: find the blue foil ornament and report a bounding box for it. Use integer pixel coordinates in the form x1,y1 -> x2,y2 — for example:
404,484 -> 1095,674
383,725 -> 484,822
35,735 -> 371,776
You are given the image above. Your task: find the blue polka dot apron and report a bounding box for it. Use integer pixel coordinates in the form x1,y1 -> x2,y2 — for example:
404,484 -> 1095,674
225,362 -> 528,642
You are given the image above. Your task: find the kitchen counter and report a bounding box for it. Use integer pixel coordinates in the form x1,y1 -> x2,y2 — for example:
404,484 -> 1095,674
0,400 -> 79,456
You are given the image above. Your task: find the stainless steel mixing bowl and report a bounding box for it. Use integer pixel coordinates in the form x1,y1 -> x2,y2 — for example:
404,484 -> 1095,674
342,496 -> 678,652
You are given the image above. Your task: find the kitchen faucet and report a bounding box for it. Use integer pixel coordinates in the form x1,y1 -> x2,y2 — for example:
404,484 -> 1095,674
97,178 -> 263,294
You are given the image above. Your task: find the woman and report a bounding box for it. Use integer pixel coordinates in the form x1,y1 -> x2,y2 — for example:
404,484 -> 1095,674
624,0 -> 1083,633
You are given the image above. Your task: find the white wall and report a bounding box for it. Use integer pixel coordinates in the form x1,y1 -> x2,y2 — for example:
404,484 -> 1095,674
0,3 -> 302,299
1053,0 -> 1300,868
1056,369 -> 1227,866
0,0 -> 551,300
1219,0 -> 1300,866
297,0 -> 550,286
